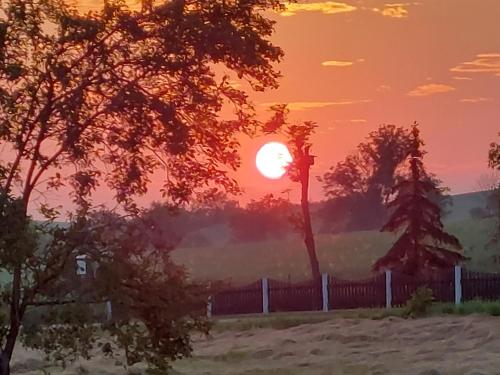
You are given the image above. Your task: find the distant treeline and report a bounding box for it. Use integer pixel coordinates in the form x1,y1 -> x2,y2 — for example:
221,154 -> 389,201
162,125 -> 499,247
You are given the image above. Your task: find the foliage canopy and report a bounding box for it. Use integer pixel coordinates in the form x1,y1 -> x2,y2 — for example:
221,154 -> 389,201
0,0 -> 290,373
373,124 -> 465,275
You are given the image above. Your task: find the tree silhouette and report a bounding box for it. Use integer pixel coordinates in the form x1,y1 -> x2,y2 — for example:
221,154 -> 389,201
0,0 -> 288,372
320,124 -> 452,233
374,124 -> 465,275
286,121 -> 321,280
263,108 -> 321,280
230,194 -> 293,242
488,133 -> 500,244
320,125 -> 413,231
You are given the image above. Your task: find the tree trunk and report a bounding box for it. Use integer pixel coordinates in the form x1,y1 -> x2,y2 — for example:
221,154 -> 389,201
300,151 -> 320,280
0,201 -> 29,375
0,351 -> 10,375
0,265 -> 22,375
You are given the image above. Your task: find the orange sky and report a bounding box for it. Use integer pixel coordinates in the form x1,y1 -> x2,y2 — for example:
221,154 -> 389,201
21,1 -> 500,212
235,0 -> 500,203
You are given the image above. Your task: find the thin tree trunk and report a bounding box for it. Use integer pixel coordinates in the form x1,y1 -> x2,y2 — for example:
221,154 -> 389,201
0,200 -> 30,375
0,351 -> 10,375
300,151 -> 320,280
0,266 -> 22,375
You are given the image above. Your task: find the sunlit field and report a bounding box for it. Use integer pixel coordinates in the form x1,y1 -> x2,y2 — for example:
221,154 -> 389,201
12,311 -> 500,375
172,218 -> 499,285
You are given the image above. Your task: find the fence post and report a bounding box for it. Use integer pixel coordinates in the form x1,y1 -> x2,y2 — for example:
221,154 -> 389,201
321,273 -> 329,312
207,296 -> 213,319
262,278 -> 269,314
385,270 -> 392,309
105,300 -> 112,322
454,265 -> 462,305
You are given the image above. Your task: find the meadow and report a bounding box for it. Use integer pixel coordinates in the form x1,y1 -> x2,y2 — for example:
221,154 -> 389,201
172,217 -> 500,286
11,307 -> 500,375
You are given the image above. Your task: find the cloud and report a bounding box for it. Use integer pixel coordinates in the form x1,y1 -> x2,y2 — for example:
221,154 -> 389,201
322,60 -> 354,67
407,83 -> 455,97
376,84 -> 392,93
372,3 -> 410,18
321,58 -> 365,67
452,76 -> 473,81
280,1 -> 420,19
451,53 -> 500,76
281,2 -> 357,16
76,0 -> 141,12
260,99 -> 371,111
226,80 -> 242,89
459,97 -> 493,103
350,119 -> 368,123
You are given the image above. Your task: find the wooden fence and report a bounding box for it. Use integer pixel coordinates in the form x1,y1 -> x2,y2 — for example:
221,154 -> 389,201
462,269 -> 500,301
208,267 -> 500,317
211,280 -> 262,316
329,274 -> 386,309
268,278 -> 322,312
391,268 -> 455,306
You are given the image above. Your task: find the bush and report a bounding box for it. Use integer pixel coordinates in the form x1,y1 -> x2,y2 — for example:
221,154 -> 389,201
404,287 -> 434,318
486,303 -> 500,316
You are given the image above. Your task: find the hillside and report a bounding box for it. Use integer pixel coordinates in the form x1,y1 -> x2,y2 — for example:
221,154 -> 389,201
172,217 -> 500,285
2,191 -> 497,286
444,191 -> 492,222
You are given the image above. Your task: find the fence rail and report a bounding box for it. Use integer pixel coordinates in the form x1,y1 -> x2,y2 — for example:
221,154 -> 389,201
209,267 -> 500,316
462,269 -> 500,301
269,278 -> 322,312
211,280 -> 263,316
329,274 -> 386,310
391,268 -> 455,306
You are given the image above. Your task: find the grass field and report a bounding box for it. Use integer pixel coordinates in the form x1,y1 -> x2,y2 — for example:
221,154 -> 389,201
174,311 -> 500,375
172,217 -> 500,285
10,304 -> 500,374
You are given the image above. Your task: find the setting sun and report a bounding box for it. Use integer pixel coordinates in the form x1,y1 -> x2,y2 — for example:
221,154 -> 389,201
256,142 -> 293,180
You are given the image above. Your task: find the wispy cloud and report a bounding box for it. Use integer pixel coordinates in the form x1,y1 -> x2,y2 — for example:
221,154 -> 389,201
372,3 -> 410,18
261,99 -> 371,111
322,58 -> 364,67
76,0 -> 141,12
281,2 -> 357,16
459,97 -> 493,103
281,1 -> 419,19
452,76 -> 473,81
407,83 -> 455,97
350,119 -> 368,124
377,84 -> 392,93
322,60 -> 354,67
451,53 -> 500,76
226,80 -> 242,89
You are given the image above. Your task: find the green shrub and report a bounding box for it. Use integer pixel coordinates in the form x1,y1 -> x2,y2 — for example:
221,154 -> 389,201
486,303 -> 500,316
404,287 -> 434,318
440,304 -> 454,314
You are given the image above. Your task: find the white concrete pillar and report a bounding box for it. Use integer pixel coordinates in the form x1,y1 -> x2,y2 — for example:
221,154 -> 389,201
385,270 -> 392,309
105,301 -> 112,322
322,273 -> 329,312
262,278 -> 269,314
454,265 -> 462,305
207,296 -> 213,319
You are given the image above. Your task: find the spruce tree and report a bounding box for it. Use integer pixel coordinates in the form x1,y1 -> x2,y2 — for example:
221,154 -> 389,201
374,124 -> 465,275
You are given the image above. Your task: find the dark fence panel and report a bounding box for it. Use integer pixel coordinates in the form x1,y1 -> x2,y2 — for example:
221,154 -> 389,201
212,281 -> 262,316
269,278 -> 322,312
328,274 -> 386,309
392,269 -> 455,306
462,269 -> 500,301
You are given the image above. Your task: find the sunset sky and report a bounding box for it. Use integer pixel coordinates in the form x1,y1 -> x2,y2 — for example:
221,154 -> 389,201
235,0 -> 500,203
54,0 -> 500,209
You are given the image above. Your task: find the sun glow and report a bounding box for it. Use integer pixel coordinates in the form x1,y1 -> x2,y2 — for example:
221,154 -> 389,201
256,142 -> 293,180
